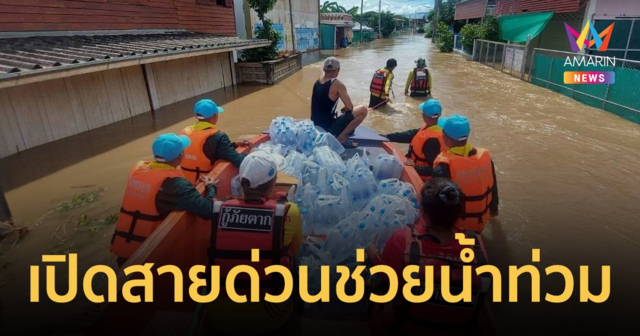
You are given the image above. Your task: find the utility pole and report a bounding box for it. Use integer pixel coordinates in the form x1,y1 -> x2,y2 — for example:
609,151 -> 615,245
433,0 -> 442,43
378,0 -> 381,38
288,0 -> 295,53
360,0 -> 364,44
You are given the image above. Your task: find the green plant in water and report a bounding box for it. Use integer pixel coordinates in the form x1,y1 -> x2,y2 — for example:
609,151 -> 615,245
56,188 -> 104,213
241,0 -> 281,62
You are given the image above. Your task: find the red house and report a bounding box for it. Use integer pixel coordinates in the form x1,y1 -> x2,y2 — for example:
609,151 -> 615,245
0,0 -> 269,158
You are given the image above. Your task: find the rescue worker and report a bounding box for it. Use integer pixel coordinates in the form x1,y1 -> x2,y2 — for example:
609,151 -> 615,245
384,99 -> 446,181
207,151 -> 303,335
404,57 -> 432,97
369,58 -> 397,109
433,115 -> 499,232
111,133 -> 219,267
311,57 -> 368,149
181,99 -> 250,184
366,178 -> 488,334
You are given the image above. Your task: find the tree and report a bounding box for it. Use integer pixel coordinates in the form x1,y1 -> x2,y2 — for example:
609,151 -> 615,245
437,22 -> 453,52
241,0 -> 281,62
320,1 -> 351,14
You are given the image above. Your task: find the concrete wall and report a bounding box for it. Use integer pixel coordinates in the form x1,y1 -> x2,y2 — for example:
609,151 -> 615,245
594,0 -> 640,19
245,0 -> 319,53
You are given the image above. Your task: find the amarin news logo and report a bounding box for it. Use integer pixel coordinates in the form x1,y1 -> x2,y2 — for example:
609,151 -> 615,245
562,22 -> 616,84
564,21 -> 615,52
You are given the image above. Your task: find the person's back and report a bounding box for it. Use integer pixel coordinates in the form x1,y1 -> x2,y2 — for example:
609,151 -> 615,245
181,99 -> 248,184
433,115 -> 498,233
369,59 -> 397,109
111,134 -> 218,266
206,151 -> 303,335
311,78 -> 338,131
405,57 -> 431,97
366,178 -> 489,335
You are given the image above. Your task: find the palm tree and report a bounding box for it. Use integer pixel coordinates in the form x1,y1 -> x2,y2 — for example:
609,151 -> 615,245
320,1 -> 357,14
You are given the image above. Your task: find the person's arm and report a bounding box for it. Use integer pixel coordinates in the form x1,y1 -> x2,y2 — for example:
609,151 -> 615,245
159,178 -> 217,219
213,132 -> 247,168
490,160 -> 499,215
384,73 -> 394,97
285,203 -> 303,255
432,162 -> 451,178
385,129 -> 419,143
335,80 -> 354,111
405,71 -> 414,94
415,138 -> 442,177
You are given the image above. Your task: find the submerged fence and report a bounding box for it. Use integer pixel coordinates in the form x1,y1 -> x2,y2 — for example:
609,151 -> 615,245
473,39 -> 527,79
529,48 -> 640,123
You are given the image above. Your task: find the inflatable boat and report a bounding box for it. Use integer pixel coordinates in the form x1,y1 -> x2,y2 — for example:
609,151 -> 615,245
99,125 -> 497,335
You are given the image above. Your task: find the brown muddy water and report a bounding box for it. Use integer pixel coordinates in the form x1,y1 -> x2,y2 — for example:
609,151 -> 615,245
1,35 -> 639,334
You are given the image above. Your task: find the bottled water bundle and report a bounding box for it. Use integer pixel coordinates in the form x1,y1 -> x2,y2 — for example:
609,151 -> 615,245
259,117 -> 424,265
372,154 -> 403,180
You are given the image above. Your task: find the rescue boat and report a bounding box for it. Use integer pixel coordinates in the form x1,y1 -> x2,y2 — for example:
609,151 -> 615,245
99,125 -> 497,335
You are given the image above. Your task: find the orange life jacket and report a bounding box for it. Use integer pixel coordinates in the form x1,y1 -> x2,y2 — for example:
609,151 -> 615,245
410,67 -> 429,93
181,125 -> 220,184
370,68 -> 392,98
385,225 -> 490,334
434,148 -> 494,232
408,125 -> 447,181
208,197 -> 293,296
110,161 -> 184,259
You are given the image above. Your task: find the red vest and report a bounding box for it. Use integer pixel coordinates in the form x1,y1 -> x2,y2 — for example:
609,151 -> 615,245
410,68 -> 429,92
209,198 -> 293,296
378,225 -> 490,334
111,161 -> 184,259
370,68 -> 392,98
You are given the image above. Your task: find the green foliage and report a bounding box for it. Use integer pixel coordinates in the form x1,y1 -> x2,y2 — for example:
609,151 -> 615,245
459,16 -> 501,54
460,23 -> 482,54
242,0 -> 280,62
437,22 -> 454,52
425,29 -> 433,38
482,16 -> 500,41
417,27 -> 425,34
320,1 -> 358,14
358,11 -> 397,38
248,0 -> 277,21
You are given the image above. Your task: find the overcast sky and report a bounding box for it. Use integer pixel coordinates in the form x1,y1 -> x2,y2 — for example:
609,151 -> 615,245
331,0 -> 434,14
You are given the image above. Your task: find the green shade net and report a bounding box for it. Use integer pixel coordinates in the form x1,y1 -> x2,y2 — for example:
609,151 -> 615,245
499,11 -> 554,42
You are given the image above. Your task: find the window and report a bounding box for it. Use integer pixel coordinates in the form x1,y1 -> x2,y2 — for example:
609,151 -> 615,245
588,19 -> 640,60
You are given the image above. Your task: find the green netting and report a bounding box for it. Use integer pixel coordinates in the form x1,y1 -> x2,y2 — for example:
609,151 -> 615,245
498,12 -> 554,43
530,53 -> 640,124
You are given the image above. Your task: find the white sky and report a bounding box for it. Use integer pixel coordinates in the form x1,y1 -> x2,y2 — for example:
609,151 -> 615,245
331,0 -> 434,14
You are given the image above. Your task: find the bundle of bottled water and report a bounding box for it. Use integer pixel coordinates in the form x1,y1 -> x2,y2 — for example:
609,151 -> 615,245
243,117 -> 420,274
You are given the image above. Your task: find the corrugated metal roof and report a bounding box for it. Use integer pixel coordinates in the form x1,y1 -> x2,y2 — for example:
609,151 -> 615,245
0,31 -> 269,79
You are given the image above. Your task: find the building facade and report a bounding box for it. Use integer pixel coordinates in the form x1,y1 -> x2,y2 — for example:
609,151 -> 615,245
0,0 -> 268,158
241,0 -> 320,53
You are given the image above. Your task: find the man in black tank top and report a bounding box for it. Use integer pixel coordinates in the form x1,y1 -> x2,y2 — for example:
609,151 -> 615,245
310,57 -> 368,148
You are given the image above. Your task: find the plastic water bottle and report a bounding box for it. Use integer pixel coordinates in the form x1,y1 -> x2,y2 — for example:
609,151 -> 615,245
378,178 -> 402,195
373,154 -> 403,180
314,132 -> 345,155
355,212 -> 380,248
230,175 -> 242,197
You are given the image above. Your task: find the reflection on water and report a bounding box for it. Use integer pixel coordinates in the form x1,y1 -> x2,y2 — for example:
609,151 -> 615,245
1,36 -> 639,334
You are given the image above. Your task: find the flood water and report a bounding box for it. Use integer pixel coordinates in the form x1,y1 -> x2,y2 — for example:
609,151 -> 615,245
1,35 -> 639,334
